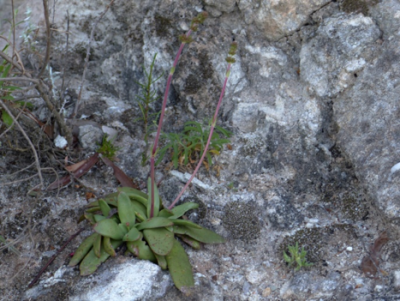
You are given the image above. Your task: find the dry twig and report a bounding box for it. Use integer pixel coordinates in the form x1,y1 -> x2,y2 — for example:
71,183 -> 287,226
27,228 -> 84,288
37,0 -> 51,79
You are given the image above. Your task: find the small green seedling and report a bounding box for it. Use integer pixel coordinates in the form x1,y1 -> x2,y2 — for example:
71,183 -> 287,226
283,242 -> 313,271
96,135 -> 120,160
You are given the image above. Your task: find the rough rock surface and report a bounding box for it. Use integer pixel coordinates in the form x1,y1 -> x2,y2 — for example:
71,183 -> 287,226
1,0 -> 400,300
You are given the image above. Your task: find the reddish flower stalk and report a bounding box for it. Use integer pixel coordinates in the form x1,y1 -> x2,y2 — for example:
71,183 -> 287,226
168,42 -> 237,210
149,12 -> 208,217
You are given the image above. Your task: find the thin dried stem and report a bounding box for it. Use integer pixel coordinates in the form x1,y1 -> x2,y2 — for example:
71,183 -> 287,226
11,0 -> 16,62
37,0 -> 51,78
60,10 -> 70,103
74,0 -> 115,118
149,32 -> 192,217
0,77 -> 39,83
0,99 -> 44,189
0,36 -> 26,73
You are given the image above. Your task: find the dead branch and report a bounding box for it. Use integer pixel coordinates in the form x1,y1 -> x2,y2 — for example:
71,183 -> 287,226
74,0 -> 116,118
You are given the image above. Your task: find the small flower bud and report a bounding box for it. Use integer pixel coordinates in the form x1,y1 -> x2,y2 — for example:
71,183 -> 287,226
197,11 -> 208,24
225,56 -> 236,64
179,34 -> 193,44
228,42 -> 238,56
190,24 -> 198,32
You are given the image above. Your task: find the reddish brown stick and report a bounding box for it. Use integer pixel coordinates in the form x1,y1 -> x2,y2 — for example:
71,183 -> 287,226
28,228 -> 84,288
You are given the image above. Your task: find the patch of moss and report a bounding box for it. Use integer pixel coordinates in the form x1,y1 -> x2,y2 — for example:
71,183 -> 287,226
278,224 -> 355,266
198,52 -> 213,80
222,201 -> 261,242
155,14 -> 172,37
184,74 -> 201,94
342,196 -> 368,221
279,228 -> 324,264
341,0 -> 379,15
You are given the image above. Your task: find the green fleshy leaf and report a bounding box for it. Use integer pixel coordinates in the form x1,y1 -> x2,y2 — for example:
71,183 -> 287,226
117,187 -> 148,207
93,233 -> 102,258
155,253 -> 168,270
84,212 -> 96,225
170,219 -> 202,229
98,199 -> 111,217
158,208 -> 174,218
69,233 -> 98,267
79,239 -> 123,276
103,236 -> 116,257
166,239 -> 194,294
124,227 -> 141,242
126,238 -> 156,262
136,217 -> 174,231
147,178 -> 160,218
177,235 -> 202,250
94,219 -> 126,240
94,214 -> 106,222
117,191 -> 136,228
143,228 -> 174,256
131,200 -> 147,221
85,206 -> 101,213
174,225 -> 225,244
169,202 -> 199,219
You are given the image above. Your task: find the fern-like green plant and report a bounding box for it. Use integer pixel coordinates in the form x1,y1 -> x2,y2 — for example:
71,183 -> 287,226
133,53 -> 163,166
157,120 -> 232,169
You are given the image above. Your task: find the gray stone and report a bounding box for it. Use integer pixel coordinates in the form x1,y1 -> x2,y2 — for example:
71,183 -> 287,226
70,260 -> 171,301
300,13 -> 381,97
254,0 -> 331,41
78,124 -> 104,151
393,271 -> 400,291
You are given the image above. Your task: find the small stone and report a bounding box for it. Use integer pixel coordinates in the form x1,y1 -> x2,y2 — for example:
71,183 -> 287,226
78,124 -> 104,151
262,287 -> 271,297
346,247 -> 353,252
54,135 -> 68,149
393,271 -> 400,291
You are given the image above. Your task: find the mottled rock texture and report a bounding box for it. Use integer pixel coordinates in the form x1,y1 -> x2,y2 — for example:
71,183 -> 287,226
1,0 -> 400,300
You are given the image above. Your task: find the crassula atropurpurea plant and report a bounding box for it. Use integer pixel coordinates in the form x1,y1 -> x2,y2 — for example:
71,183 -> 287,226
69,12 -> 237,293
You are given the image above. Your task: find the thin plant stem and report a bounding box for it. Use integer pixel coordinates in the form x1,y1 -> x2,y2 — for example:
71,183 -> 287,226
149,31 -> 192,218
27,228 -> 84,288
168,63 -> 232,209
60,10 -> 70,103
